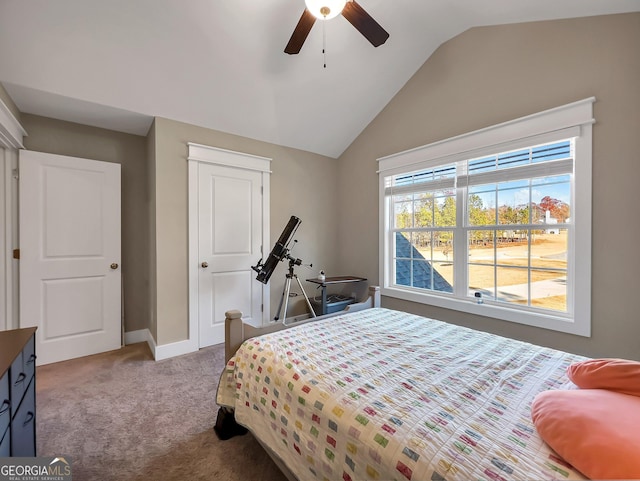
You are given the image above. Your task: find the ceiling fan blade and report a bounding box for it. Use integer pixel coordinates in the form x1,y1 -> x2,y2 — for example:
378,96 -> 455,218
284,9 -> 316,54
342,1 -> 389,47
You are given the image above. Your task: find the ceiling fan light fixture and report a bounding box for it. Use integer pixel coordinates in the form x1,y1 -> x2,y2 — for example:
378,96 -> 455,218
304,0 -> 347,20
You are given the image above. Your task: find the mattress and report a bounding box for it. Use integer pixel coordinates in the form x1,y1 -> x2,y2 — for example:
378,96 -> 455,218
217,307 -> 587,481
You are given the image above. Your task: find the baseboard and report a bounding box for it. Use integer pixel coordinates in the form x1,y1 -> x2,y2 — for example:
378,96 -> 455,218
124,329 -> 198,361
154,338 -> 198,361
124,328 -> 157,357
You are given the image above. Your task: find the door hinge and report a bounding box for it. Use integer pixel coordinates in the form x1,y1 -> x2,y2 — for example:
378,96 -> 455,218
13,249 -> 20,259
12,168 -> 19,180
261,186 -> 263,195
261,304 -> 264,312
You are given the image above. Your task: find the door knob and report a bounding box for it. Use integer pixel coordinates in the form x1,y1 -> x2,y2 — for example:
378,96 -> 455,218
201,262 -> 209,268
110,263 -> 119,270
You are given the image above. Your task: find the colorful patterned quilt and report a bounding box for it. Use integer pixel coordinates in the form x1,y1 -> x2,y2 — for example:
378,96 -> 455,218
217,308 -> 587,481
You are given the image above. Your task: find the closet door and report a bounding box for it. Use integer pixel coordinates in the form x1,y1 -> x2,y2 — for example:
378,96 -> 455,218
197,162 -> 264,347
19,150 -> 121,364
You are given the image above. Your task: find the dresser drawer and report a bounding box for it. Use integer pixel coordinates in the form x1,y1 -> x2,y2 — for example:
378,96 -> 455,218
0,327 -> 37,457
9,352 -> 26,416
11,379 -> 35,457
23,336 -> 36,382
0,370 -> 9,433
0,425 -> 10,457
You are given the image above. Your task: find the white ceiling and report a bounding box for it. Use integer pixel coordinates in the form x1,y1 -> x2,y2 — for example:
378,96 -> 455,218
1,0 -> 639,158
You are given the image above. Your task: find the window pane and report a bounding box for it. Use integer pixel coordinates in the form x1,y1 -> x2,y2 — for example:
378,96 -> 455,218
395,232 -> 412,260
414,194 -> 434,227
392,164 -> 456,187
435,195 -> 456,227
432,262 -> 453,292
468,264 -> 494,299
532,180 -> 571,225
394,174 -> 414,187
495,230 -> 528,248
433,231 -> 453,258
498,148 -> 529,169
434,230 -> 454,291
412,232 -> 431,252
395,259 -> 411,286
411,231 -> 430,260
433,165 -> 456,180
494,231 -> 529,265
468,155 -> 496,174
411,259 -> 433,290
498,180 -> 530,225
496,267 -> 529,303
435,238 -> 454,262
394,201 -> 413,228
468,186 -> 496,225
468,231 -> 495,265
531,231 -> 567,270
393,231 -> 454,293
529,270 -> 567,312
532,141 -> 571,163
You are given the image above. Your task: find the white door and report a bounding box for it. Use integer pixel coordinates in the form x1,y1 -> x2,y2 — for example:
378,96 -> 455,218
198,163 -> 263,347
19,150 -> 121,365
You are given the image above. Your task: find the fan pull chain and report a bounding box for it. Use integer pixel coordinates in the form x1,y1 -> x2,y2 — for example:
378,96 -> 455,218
322,17 -> 327,68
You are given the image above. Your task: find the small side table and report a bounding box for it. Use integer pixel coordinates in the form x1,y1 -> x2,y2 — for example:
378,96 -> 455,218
305,276 -> 367,315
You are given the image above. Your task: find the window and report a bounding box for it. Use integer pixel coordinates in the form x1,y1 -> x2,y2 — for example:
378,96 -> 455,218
379,99 -> 594,336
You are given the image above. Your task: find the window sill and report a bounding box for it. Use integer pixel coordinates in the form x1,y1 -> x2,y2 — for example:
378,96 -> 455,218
381,286 -> 590,337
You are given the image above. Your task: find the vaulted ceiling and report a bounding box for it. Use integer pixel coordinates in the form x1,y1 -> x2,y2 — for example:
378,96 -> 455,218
1,0 -> 638,158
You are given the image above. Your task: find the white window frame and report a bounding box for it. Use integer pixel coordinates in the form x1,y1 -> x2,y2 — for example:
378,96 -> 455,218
378,98 -> 594,336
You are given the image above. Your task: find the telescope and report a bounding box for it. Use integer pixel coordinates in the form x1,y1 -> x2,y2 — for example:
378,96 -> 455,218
252,215 -> 301,284
251,215 -> 316,322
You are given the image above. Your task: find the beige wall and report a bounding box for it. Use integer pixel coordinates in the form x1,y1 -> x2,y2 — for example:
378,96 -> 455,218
337,13 -> 640,360
151,117 -> 339,345
20,114 -> 151,334
0,83 -> 20,123
9,13 -> 639,359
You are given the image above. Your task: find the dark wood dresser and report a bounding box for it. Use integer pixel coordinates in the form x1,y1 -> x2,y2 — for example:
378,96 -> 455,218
0,327 -> 37,457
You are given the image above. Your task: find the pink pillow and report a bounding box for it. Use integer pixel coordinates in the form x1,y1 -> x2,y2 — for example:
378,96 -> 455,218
532,389 -> 640,479
567,358 -> 640,396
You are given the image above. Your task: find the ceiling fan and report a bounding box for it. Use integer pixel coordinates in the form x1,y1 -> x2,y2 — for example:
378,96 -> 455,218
285,0 -> 389,55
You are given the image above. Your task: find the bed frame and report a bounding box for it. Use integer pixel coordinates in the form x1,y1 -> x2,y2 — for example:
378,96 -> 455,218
224,285 -> 380,363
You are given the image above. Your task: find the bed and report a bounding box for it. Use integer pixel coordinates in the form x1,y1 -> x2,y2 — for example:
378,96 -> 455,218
216,291 -> 588,481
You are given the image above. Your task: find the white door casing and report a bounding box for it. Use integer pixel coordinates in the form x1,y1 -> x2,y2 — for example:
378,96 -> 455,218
188,143 -> 270,349
0,96 -> 26,332
0,147 -> 6,331
19,150 -> 121,365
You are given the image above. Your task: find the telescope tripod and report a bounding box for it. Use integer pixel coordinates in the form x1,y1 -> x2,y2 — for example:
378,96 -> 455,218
274,258 -> 317,324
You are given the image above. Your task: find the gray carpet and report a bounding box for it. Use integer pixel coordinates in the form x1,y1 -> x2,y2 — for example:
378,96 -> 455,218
36,342 -> 288,481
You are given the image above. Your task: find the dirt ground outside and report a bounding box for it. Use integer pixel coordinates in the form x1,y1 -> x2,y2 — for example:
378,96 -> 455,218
419,231 -> 568,311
